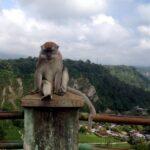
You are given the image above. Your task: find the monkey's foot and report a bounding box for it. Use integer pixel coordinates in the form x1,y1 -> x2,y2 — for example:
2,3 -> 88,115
56,90 -> 66,96
41,95 -> 52,101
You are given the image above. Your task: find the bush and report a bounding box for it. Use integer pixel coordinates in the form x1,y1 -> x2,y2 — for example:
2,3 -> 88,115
79,126 -> 88,134
128,135 -> 145,145
132,143 -> 150,150
0,126 -> 6,140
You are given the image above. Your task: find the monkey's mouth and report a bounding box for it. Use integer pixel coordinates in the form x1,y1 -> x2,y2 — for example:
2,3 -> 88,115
47,56 -> 52,60
46,53 -> 52,59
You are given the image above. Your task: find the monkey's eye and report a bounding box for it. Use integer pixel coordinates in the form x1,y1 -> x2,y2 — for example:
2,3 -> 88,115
51,46 -> 59,50
51,47 -> 55,50
43,49 -> 50,53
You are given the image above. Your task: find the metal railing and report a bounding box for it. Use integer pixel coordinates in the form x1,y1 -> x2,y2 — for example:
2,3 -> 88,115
0,111 -> 150,149
0,111 -> 23,149
0,141 -> 23,149
1,111 -> 150,125
80,113 -> 150,125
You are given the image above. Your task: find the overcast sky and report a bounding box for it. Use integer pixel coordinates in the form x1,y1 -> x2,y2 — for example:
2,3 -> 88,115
0,0 -> 150,66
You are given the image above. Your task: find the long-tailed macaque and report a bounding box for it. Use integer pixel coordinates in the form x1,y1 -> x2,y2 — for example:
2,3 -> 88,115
34,41 -> 96,128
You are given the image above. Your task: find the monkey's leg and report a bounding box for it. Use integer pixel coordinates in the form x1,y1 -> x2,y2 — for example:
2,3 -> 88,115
31,71 -> 42,94
54,71 -> 63,95
54,67 -> 69,96
41,80 -> 52,101
61,67 -> 69,93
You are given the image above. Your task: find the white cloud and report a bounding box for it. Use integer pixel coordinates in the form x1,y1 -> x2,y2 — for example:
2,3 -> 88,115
18,0 -> 107,22
0,8 -> 53,55
138,25 -> 150,36
0,0 -> 149,66
137,4 -> 150,24
92,14 -> 115,25
139,39 -> 150,49
0,7 -> 130,59
89,14 -> 129,45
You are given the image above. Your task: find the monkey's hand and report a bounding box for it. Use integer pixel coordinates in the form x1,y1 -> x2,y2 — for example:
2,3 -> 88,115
54,88 -> 66,96
41,95 -> 52,101
57,89 -> 66,96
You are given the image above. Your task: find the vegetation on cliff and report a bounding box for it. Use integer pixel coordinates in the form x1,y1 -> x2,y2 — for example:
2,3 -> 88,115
0,57 -> 150,113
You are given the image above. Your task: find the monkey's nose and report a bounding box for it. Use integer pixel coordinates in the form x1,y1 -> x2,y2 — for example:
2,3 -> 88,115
47,53 -> 51,57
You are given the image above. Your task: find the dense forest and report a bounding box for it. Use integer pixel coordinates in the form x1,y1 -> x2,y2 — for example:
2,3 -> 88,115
105,65 -> 150,90
136,66 -> 150,80
0,57 -> 150,113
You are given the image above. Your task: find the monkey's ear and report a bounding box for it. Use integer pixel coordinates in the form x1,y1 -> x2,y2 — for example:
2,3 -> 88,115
57,45 -> 59,49
41,45 -> 45,50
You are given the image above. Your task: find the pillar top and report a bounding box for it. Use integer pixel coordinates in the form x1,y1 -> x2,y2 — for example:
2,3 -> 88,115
21,92 -> 84,108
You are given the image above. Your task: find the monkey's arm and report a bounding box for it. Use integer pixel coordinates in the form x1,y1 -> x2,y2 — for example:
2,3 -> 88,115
31,70 -> 42,94
67,87 -> 96,129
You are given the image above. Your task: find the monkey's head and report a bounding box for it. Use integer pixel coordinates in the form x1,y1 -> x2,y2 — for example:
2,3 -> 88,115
40,41 -> 59,60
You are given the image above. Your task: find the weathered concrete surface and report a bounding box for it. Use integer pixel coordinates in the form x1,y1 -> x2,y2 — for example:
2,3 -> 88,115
22,92 -> 84,150
22,92 -> 84,108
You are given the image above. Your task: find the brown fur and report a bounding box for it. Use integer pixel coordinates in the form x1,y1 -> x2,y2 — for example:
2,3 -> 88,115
34,41 -> 96,128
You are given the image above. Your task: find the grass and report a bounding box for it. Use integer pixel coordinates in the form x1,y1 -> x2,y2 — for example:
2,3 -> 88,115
113,143 -> 130,149
79,133 -> 131,149
79,133 -> 121,143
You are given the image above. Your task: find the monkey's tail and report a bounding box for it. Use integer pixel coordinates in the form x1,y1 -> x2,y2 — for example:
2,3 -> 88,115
67,87 -> 96,129
67,87 -> 96,114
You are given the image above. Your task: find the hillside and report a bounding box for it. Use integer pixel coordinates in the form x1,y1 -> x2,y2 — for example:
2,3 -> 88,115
136,67 -> 150,80
105,65 -> 150,91
0,58 -> 150,113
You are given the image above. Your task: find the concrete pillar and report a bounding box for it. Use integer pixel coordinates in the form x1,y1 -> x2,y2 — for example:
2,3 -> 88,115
22,92 -> 84,150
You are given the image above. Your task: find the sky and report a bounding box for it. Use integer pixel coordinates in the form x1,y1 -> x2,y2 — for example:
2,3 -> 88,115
0,0 -> 150,66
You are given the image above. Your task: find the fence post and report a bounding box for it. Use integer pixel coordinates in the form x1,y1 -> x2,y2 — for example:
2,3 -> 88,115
21,92 -> 84,150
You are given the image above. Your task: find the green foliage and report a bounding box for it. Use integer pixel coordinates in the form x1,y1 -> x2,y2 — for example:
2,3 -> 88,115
132,143 -> 150,150
136,66 -> 150,80
22,74 -> 34,95
79,126 -> 88,134
147,107 -> 150,115
103,123 -> 111,130
0,120 -> 22,140
79,133 -> 121,143
0,58 -> 150,112
144,126 -> 150,134
106,65 -> 150,90
0,70 -> 16,86
8,57 -> 37,76
122,125 -> 132,132
0,58 -> 149,143
0,125 -> 6,140
0,60 -> 12,70
2,101 -> 15,111
111,125 -> 133,133
64,59 -> 150,112
132,125 -> 144,132
128,135 -> 145,145
12,120 -> 24,128
111,126 -> 123,133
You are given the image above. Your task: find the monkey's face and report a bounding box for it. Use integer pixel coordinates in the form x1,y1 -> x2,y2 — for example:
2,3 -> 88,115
42,47 -> 58,60
40,42 -> 59,60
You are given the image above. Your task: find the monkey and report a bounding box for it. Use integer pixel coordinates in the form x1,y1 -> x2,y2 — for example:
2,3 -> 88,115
33,41 -> 96,128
